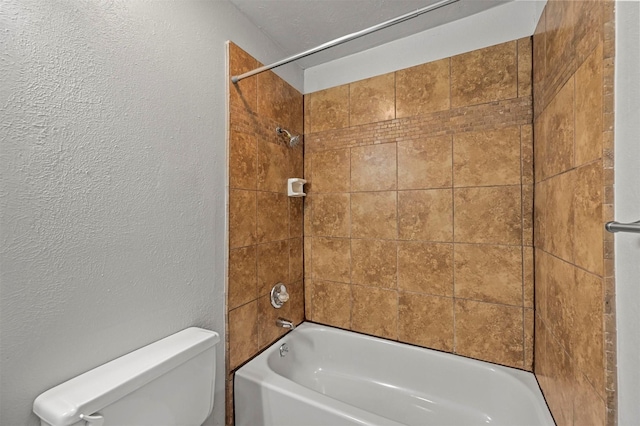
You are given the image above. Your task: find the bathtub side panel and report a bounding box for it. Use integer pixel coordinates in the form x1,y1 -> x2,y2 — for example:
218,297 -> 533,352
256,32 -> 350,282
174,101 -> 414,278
234,372 -> 402,426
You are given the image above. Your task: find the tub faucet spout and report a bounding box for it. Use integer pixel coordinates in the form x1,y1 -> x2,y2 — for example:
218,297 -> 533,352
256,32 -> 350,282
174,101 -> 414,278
276,318 -> 295,330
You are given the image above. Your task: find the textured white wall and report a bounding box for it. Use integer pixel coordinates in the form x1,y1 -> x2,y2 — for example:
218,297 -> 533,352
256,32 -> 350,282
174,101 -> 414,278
614,2 -> 640,424
0,1 -> 301,425
303,0 -> 545,93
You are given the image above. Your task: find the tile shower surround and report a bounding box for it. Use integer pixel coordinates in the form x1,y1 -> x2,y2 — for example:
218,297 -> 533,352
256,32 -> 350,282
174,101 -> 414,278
532,0 -> 616,425
303,38 -> 534,371
227,9 -> 617,423
226,42 -> 304,426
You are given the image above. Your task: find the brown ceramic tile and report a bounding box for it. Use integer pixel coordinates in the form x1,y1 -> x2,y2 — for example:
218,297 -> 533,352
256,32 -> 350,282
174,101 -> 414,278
545,0 -> 576,96
349,73 -> 395,126
229,43 -> 257,113
304,237 -> 312,280
311,193 -> 350,237
257,295 -> 288,348
543,333 -> 576,426
534,314 -> 548,388
351,286 -> 398,340
307,85 -> 350,133
396,58 -> 450,118
533,179 -> 548,251
573,268 -> 605,398
312,280 -> 351,329
289,143 -> 304,177
453,126 -> 521,187
454,186 -> 522,245
257,71 -> 284,129
257,71 -> 303,135
535,249 -> 549,322
304,146 -> 313,186
574,0 -> 602,65
351,192 -> 397,240
397,242 -> 453,297
229,189 -> 257,248
524,308 -> 534,371
229,130 -> 257,190
521,125 -> 533,185
455,299 -> 524,368
304,278 -> 313,319
398,189 -> 453,242
546,171 -> 575,262
289,238 -> 303,284
280,77 -> 303,134
454,244 -> 523,306
451,41 -> 518,108
574,372 -> 606,426
311,237 -> 351,283
351,143 -> 397,192
545,254 -> 576,352
229,246 -> 258,310
532,14 -> 547,109
303,190 -> 313,237
310,149 -> 350,193
228,301 -> 259,369
351,239 -> 397,288
533,112 -> 547,183
256,191 -> 289,243
304,94 -> 311,139
257,139 -> 289,193
575,42 -> 603,167
397,136 -> 452,190
544,76 -> 575,179
524,246 -> 534,308
574,161 -> 603,275
257,240 -> 289,294
287,280 -> 305,325
522,184 -> 534,246
398,292 -> 453,351
289,197 -> 304,238
517,37 -> 533,98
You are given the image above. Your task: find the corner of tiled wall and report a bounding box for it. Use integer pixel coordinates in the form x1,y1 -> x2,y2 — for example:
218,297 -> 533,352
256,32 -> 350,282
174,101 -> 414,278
226,42 -> 305,426
532,0 -> 615,425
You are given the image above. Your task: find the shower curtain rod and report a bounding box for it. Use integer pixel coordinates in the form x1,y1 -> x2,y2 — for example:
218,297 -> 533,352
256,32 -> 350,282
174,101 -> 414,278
231,0 -> 459,84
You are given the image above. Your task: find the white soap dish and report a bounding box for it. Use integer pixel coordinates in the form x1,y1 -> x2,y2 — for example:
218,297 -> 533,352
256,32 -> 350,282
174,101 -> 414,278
287,178 -> 307,197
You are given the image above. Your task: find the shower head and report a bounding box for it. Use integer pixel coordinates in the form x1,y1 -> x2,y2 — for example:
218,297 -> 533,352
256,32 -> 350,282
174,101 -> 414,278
276,127 -> 301,148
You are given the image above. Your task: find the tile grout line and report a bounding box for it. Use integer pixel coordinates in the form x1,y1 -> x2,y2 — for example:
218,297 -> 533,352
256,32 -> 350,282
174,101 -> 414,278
448,57 -> 456,353
395,101 -> 400,340
348,115 -> 353,332
252,71 -> 261,361
450,55 -> 456,352
393,70 -> 400,339
520,123 -> 527,369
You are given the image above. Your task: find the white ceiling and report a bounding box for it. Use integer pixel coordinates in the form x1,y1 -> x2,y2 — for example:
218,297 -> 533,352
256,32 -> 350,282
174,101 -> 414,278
227,0 -> 511,69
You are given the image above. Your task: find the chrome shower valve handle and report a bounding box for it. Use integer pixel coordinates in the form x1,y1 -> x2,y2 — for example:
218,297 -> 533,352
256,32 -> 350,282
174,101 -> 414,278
270,283 -> 290,308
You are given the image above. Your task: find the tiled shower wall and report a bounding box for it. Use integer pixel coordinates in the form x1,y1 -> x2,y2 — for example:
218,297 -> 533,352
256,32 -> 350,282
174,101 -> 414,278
303,39 -> 534,370
532,1 -> 616,425
226,43 -> 304,425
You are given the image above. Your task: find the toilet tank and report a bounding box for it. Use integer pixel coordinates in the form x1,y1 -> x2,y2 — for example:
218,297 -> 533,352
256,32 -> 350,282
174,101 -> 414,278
33,327 -> 220,426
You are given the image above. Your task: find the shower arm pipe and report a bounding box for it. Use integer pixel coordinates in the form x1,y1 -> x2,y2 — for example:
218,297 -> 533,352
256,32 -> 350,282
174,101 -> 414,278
230,0 -> 459,84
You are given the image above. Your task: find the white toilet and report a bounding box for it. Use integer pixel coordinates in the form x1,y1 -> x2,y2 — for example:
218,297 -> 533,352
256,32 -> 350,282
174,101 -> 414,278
33,327 -> 220,426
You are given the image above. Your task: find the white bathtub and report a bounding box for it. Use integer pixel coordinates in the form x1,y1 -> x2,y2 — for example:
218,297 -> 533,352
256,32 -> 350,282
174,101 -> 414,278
235,323 -> 554,426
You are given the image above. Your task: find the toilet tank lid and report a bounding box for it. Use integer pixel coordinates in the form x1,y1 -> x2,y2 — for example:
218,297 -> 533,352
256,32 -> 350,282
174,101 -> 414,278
33,327 -> 220,426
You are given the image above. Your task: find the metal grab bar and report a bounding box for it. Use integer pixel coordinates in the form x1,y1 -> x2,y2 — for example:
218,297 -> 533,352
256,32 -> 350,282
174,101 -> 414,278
605,220 -> 640,234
